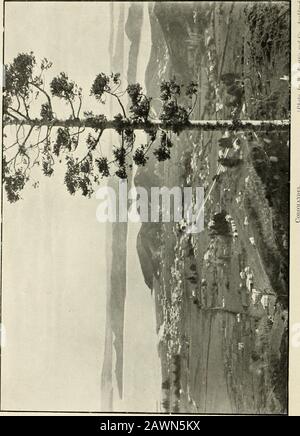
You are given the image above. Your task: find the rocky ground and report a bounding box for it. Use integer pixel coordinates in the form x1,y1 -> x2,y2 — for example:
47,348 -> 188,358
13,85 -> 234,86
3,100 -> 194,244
143,1 -> 289,414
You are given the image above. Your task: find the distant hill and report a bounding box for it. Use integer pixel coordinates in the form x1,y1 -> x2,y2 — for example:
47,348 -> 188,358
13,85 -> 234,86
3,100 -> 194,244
134,156 -> 162,291
125,3 -> 143,83
137,223 -> 161,290
151,2 -> 190,82
101,2 -> 144,411
100,216 -> 113,411
145,2 -> 169,113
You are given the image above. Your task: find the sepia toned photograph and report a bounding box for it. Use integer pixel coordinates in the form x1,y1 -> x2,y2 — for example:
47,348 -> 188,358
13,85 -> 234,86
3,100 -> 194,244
1,1 -> 290,415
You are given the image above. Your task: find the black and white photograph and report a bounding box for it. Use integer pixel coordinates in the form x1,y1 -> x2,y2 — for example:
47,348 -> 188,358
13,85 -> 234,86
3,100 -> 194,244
0,1 -> 291,415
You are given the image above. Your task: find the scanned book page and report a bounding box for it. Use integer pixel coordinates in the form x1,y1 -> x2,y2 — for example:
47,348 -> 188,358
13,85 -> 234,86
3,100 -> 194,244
0,0 -> 296,415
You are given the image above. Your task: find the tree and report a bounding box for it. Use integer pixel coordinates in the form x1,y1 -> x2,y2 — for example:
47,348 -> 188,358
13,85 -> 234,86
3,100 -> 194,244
2,52 -> 289,202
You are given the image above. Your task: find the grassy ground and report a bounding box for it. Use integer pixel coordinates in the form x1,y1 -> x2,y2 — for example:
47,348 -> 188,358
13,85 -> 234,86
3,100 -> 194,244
149,1 -> 289,414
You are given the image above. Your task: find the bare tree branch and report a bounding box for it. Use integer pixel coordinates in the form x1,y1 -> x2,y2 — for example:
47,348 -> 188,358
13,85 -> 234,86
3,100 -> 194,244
29,81 -> 53,113
107,91 -> 127,118
6,106 -> 29,121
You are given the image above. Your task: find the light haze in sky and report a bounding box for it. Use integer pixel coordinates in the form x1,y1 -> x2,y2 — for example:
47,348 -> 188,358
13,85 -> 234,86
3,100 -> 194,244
2,1 -> 161,412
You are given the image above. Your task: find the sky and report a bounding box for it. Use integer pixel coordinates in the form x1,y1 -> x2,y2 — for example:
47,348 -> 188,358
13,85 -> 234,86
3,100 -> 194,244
2,1 -> 160,412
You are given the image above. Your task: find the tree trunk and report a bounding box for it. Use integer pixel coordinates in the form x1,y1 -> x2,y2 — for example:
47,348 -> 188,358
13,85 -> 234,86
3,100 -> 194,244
4,118 -> 290,131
